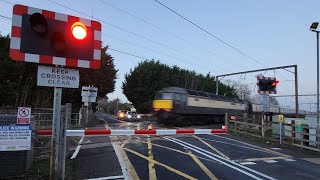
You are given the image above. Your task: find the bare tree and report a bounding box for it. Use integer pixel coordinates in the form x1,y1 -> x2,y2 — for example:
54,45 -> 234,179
224,80 -> 253,101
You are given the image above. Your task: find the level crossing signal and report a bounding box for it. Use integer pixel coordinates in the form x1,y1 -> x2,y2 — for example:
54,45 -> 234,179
10,4 -> 102,69
257,76 -> 279,94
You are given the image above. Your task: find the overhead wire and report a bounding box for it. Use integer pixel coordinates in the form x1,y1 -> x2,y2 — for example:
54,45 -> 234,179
46,0 -> 225,74
153,0 -> 306,106
106,34 -> 224,73
154,0 -> 266,67
96,0 -> 250,71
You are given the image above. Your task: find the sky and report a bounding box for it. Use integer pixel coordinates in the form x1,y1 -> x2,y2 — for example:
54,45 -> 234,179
1,0 -> 319,111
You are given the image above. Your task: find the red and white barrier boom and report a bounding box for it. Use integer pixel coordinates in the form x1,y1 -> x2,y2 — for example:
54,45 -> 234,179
37,128 -> 227,136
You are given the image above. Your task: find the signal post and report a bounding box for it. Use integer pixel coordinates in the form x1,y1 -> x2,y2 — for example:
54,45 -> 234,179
10,4 -> 102,179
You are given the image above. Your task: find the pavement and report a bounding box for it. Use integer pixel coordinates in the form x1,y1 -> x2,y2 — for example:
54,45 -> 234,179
68,111 -> 320,180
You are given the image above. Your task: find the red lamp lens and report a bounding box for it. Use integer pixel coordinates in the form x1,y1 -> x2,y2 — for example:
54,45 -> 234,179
72,22 -> 87,40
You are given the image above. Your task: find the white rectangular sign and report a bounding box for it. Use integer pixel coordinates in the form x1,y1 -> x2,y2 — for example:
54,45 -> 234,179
17,107 -> 31,124
0,125 -> 32,151
37,65 -> 79,88
260,94 -> 270,112
81,86 -> 98,97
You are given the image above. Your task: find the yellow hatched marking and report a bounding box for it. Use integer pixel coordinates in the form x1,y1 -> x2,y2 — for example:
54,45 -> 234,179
124,148 -> 197,180
188,151 -> 218,180
193,135 -> 230,159
120,139 -> 129,148
136,139 -> 216,163
147,138 -> 157,180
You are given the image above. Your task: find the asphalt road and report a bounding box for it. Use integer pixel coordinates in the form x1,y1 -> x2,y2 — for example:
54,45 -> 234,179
69,112 -> 320,180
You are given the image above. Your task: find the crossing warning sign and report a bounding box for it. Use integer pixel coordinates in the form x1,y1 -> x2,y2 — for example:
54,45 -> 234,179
17,107 -> 31,124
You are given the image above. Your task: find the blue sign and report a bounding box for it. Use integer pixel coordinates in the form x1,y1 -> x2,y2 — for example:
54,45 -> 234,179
0,125 -> 32,131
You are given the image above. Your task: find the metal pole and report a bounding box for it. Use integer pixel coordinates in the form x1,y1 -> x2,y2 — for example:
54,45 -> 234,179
216,76 -> 219,95
58,105 -> 67,179
50,87 -> 62,180
317,32 -> 319,127
279,122 -> 282,144
294,65 -> 298,117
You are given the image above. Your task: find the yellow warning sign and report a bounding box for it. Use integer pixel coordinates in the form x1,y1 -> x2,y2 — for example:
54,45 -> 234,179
278,115 -> 284,123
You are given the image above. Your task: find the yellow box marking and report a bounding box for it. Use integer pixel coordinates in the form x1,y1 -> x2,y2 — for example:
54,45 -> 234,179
124,148 -> 197,180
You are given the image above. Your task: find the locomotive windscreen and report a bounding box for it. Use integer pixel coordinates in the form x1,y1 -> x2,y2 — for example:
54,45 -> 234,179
155,93 -> 174,100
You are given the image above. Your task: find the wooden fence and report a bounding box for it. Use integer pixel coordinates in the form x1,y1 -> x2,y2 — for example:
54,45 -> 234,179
225,113 -> 320,152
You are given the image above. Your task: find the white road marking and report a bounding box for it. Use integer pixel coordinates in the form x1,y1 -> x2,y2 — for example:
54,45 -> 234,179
107,124 -> 130,180
211,135 -> 291,158
270,148 -> 282,150
264,160 -> 278,163
240,162 -> 256,165
70,135 -> 85,159
284,159 -> 296,162
84,175 -> 125,180
164,137 -> 276,180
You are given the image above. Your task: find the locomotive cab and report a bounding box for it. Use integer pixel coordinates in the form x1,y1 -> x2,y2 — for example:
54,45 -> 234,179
153,91 -> 186,113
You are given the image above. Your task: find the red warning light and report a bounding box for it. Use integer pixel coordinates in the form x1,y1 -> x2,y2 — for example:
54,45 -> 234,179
71,22 -> 87,40
272,81 -> 279,86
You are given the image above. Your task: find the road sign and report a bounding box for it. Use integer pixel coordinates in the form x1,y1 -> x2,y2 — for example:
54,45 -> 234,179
17,107 -> 31,124
295,120 -> 303,132
81,86 -> 98,103
0,125 -> 32,151
278,115 -> 284,123
10,4 -> 102,69
260,94 -> 270,112
37,65 -> 79,88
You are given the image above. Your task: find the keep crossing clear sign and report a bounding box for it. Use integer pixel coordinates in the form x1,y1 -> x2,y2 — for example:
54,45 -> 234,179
37,65 -> 79,88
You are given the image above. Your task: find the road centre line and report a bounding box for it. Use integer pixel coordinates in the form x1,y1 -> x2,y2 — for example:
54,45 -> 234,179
164,137 -> 276,180
193,135 -> 230,159
211,135 -> 291,158
187,151 -> 218,180
70,135 -> 84,159
199,137 -> 288,157
123,148 -> 197,180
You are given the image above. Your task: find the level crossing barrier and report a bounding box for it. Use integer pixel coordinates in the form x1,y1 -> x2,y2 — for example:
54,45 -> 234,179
37,128 -> 227,136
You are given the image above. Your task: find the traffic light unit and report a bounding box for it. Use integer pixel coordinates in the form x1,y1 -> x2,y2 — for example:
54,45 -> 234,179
10,4 -> 101,69
257,76 -> 279,94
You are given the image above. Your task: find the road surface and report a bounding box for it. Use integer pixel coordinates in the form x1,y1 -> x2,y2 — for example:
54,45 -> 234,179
69,112 -> 320,180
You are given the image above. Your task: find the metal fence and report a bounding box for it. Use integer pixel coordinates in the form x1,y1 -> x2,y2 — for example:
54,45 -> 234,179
0,112 -> 80,129
226,113 -> 320,153
0,106 -> 79,178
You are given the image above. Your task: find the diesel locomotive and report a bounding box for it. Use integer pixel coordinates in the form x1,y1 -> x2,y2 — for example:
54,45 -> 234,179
153,87 -> 311,125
